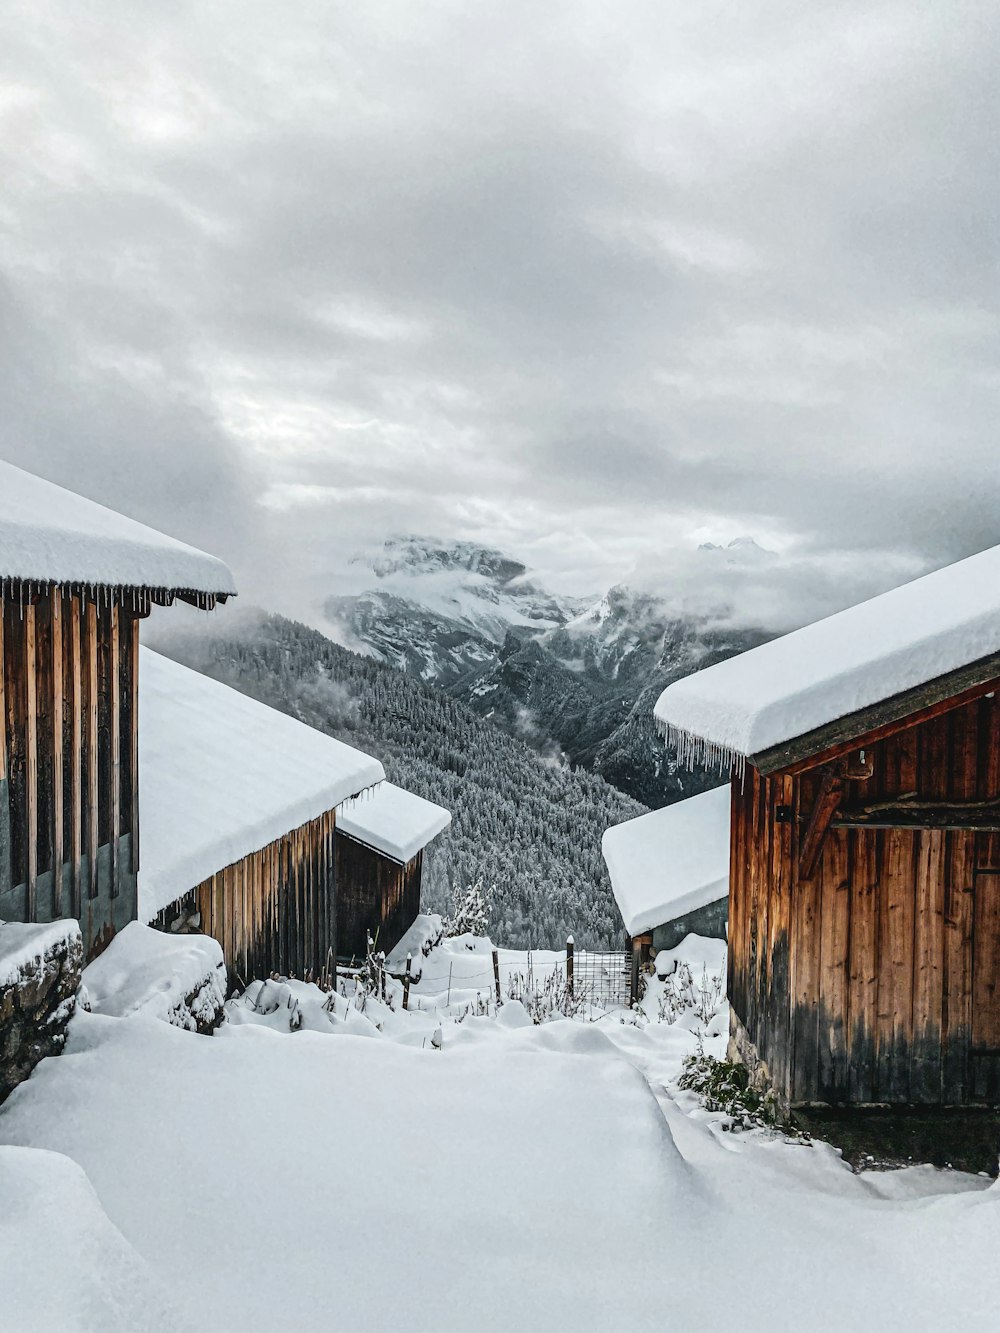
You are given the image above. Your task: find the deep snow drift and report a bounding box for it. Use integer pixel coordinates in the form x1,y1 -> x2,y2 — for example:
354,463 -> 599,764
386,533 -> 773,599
1,933 -> 998,1333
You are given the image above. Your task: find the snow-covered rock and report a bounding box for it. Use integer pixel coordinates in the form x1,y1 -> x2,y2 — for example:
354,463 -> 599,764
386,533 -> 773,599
83,923 -> 226,1033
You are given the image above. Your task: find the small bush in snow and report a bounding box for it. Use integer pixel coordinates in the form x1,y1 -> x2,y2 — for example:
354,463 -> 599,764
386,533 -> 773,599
505,960 -> 587,1023
444,881 -> 494,938
678,1054 -> 784,1132
655,963 -> 724,1026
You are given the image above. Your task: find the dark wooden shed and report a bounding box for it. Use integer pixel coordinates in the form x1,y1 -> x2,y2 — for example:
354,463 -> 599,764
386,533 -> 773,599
0,461 -> 235,959
139,648 -> 385,984
335,783 -> 452,962
655,545 -> 1000,1112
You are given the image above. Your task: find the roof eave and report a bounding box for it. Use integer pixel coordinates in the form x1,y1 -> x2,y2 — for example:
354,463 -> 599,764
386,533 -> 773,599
749,648 -> 1000,777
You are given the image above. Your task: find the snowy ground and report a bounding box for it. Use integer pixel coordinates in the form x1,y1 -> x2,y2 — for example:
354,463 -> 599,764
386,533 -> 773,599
1,927 -> 998,1332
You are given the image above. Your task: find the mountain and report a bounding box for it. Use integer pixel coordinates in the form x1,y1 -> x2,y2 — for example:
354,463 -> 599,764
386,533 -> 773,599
325,536 -> 589,684
326,536 -> 776,808
153,611 -> 647,950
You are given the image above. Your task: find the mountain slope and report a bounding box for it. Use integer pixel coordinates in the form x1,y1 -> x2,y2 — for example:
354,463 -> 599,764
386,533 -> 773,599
326,534 -> 777,808
154,611 -> 647,950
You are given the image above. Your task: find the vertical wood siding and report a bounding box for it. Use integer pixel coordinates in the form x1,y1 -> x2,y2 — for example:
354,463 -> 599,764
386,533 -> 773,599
730,693 -> 1000,1107
0,584 -> 139,959
187,808 -> 340,987
334,833 -> 423,963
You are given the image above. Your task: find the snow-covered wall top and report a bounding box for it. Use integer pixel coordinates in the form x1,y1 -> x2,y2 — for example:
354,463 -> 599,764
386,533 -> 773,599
601,785 -> 730,938
654,544 -> 1000,761
337,782 -> 451,865
0,460 -> 236,595
137,649 -> 385,920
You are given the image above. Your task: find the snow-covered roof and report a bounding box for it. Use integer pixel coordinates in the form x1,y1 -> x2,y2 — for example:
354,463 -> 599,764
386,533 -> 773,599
602,786 -> 730,937
0,459 -> 236,596
654,544 -> 1000,767
137,649 -> 385,919
337,782 -> 451,864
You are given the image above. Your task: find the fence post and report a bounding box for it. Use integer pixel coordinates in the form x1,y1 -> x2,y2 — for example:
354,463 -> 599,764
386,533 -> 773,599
492,948 -> 501,1004
403,953 -> 412,1011
566,935 -> 574,998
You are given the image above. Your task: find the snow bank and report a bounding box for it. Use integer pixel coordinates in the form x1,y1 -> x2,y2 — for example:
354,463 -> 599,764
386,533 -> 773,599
602,786 -> 730,937
337,782 -> 451,864
0,458 -> 235,596
0,918 -> 80,987
654,542 -> 1000,762
0,1146 -> 191,1333
0,1010 -> 691,1331
138,649 -> 385,918
83,922 -> 226,1031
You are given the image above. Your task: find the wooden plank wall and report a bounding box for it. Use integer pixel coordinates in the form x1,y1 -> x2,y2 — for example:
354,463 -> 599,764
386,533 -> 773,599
0,584 -> 139,958
192,808 -> 338,987
731,693 -> 1000,1107
334,834 -> 423,963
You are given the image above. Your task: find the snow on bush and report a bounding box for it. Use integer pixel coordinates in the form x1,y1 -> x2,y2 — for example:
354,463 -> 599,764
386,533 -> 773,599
443,880 -> 493,938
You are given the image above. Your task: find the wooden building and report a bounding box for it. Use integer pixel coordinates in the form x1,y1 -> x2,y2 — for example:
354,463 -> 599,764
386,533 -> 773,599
335,783 -> 451,962
0,461 -> 235,960
603,785 -> 730,999
139,648 -> 385,984
655,545 -> 1000,1112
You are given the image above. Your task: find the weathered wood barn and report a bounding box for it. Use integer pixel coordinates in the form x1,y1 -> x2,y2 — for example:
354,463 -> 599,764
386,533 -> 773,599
335,783 -> 451,962
139,648 -> 386,984
603,784 -> 730,995
655,546 -> 1000,1112
0,461 -> 235,960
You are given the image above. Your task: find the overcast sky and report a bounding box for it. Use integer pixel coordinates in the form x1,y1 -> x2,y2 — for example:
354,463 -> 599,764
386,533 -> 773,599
2,1 -> 998,624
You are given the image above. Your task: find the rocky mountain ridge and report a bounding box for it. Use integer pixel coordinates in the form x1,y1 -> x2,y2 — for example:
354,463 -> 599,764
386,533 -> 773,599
325,535 -> 776,807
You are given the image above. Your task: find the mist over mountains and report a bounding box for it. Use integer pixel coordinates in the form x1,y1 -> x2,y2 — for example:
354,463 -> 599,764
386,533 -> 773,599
325,535 -> 775,807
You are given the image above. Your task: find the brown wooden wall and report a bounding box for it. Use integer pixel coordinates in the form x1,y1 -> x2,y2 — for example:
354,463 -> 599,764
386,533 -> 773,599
334,833 -> 422,963
731,691 -> 1000,1108
1,583 -> 139,959
188,808 -> 338,987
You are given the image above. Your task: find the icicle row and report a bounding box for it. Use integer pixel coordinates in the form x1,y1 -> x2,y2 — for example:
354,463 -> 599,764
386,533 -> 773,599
0,576 -> 221,615
654,714 -> 746,781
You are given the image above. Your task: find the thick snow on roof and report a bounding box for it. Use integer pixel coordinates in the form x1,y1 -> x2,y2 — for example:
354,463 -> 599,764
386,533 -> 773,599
138,649 -> 385,919
602,785 -> 730,937
0,459 -> 236,594
337,782 -> 451,864
655,544 -> 1000,762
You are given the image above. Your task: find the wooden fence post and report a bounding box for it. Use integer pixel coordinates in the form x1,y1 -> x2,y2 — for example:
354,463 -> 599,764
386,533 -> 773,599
403,953 -> 412,1011
566,934 -> 574,998
492,948 -> 501,1004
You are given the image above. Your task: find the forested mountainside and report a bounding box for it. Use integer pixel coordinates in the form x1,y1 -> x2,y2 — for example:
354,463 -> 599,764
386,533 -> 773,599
155,612 -> 647,950
326,536 -> 773,808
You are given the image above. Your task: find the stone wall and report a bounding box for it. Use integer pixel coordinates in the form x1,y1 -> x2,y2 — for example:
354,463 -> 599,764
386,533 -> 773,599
0,921 -> 83,1106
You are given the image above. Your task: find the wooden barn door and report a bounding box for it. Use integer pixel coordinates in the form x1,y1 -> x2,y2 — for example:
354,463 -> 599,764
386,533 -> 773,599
971,868 -> 1000,1101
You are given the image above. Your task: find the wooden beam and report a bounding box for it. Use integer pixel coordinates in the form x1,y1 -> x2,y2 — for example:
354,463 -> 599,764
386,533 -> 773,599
85,599 -> 98,900
25,602 -> 37,919
0,593 -> 7,899
51,593 -> 64,914
752,655 -> 1000,776
110,602 -> 121,899
70,597 -> 82,917
130,613 -> 139,874
798,767 -> 843,880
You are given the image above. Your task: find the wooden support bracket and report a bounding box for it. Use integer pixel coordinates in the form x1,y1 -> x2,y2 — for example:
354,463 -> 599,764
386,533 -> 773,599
798,766 -> 844,880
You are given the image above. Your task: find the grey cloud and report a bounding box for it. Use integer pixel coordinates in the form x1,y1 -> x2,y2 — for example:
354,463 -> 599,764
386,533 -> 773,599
1,0 -> 998,626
